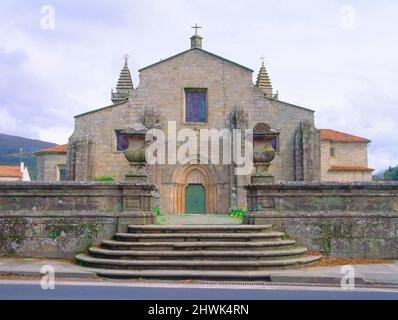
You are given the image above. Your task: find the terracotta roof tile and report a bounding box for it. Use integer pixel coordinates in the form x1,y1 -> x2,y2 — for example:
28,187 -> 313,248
0,165 -> 22,178
34,144 -> 68,155
320,129 -> 371,143
329,166 -> 375,172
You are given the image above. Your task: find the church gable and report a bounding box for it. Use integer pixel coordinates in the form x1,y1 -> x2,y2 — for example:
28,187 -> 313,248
139,48 -> 253,74
134,46 -> 255,128
137,48 -> 253,89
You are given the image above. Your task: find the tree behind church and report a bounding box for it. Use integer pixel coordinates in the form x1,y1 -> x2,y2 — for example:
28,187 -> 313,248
374,166 -> 398,181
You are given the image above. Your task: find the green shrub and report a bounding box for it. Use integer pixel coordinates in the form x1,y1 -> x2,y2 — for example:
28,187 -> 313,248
92,176 -> 114,182
282,233 -> 290,240
152,208 -> 161,217
229,208 -> 248,220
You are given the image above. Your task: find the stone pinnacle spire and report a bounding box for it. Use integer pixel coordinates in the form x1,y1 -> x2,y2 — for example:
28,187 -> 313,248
111,55 -> 134,104
256,57 -> 273,97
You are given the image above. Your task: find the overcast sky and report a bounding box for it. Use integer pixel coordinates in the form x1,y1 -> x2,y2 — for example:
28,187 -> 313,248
0,0 -> 397,172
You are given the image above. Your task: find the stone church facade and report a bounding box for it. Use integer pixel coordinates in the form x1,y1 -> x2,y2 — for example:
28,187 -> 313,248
35,32 -> 373,214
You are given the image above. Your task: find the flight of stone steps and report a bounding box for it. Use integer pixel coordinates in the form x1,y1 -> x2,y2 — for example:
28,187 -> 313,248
76,215 -> 321,280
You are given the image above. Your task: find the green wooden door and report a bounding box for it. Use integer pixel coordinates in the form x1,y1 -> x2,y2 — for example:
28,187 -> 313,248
185,184 -> 206,214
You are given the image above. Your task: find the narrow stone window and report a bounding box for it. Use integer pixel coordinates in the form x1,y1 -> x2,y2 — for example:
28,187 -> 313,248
185,88 -> 207,123
330,145 -> 336,158
116,130 -> 129,151
58,165 -> 67,181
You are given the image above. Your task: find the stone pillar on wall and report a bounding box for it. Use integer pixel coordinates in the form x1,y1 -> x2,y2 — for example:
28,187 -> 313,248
231,108 -> 249,210
313,129 -> 321,181
36,156 -> 45,181
294,121 -> 320,182
66,137 -> 95,182
294,124 -> 304,181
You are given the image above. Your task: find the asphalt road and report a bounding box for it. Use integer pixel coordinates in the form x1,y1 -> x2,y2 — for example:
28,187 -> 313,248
0,281 -> 398,300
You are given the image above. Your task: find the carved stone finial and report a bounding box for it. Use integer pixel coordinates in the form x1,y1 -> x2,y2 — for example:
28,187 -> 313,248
112,55 -> 134,104
260,55 -> 266,67
124,54 -> 130,65
256,58 -> 273,97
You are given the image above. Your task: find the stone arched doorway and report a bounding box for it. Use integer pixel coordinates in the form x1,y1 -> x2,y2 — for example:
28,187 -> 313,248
172,164 -> 217,214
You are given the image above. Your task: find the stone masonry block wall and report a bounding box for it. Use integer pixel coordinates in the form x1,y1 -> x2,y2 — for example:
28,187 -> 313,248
320,141 -> 372,182
0,182 -> 156,258
246,182 -> 398,259
36,154 -> 67,182
0,212 -> 117,259
0,182 -> 155,212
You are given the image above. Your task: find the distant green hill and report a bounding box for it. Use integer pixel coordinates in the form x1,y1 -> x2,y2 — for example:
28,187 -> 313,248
0,133 -> 58,180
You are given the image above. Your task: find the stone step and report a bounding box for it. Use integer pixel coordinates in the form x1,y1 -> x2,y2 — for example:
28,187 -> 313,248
90,268 -> 274,280
113,232 -> 285,242
76,254 -> 321,271
89,247 -> 308,260
156,214 -> 241,226
76,219 -> 319,279
128,225 -> 273,234
101,239 -> 297,251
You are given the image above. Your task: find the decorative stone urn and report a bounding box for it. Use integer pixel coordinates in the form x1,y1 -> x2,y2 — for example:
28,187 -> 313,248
121,123 -> 148,183
251,123 -> 280,184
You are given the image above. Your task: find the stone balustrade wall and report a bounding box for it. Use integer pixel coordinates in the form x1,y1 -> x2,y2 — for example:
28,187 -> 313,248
0,182 -> 156,258
246,182 -> 398,259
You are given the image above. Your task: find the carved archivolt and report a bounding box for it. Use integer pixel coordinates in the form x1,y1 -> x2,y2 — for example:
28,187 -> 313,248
171,162 -> 218,214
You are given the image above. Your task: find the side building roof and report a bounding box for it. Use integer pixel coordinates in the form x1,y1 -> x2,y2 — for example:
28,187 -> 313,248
34,144 -> 68,156
0,165 -> 22,178
329,166 -> 374,172
319,129 -> 371,143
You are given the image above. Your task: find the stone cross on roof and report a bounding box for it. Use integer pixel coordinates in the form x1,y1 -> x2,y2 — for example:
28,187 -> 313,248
190,24 -> 203,49
191,23 -> 202,35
